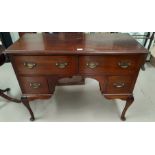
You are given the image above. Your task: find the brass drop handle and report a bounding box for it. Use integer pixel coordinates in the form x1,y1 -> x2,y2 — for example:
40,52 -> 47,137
113,82 -> 125,88
86,62 -> 99,69
30,82 -> 41,89
24,62 -> 36,69
118,61 -> 131,69
55,62 -> 68,69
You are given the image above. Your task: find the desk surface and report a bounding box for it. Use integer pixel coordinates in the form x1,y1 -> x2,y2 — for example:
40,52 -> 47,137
5,33 -> 147,55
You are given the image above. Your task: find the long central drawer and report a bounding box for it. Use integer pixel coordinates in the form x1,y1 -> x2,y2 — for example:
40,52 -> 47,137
12,56 -> 78,75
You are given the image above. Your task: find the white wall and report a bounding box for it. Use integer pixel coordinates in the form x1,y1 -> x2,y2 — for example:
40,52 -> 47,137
10,32 -> 19,43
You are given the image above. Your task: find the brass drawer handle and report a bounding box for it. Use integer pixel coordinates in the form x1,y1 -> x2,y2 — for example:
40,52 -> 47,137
24,62 -> 36,69
55,62 -> 68,69
30,82 -> 41,89
118,61 -> 131,69
113,82 -> 125,88
86,62 -> 99,69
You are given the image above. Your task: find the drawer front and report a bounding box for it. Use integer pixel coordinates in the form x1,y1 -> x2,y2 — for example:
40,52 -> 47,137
19,76 -> 49,94
12,56 -> 78,75
79,55 -> 143,75
106,76 -> 135,94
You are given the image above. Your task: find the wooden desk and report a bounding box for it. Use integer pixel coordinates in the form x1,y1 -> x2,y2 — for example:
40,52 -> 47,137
4,33 -> 147,121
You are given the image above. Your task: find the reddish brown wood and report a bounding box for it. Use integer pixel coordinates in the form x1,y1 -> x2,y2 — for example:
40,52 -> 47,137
12,56 -> 78,75
19,32 -> 36,37
19,76 -> 50,94
106,76 -> 135,94
23,94 -> 52,101
5,33 -> 147,55
0,53 -> 5,66
79,55 -> 144,75
47,77 -> 58,94
21,96 -> 35,121
14,33 -> 85,85
104,94 -> 131,100
121,96 -> 134,121
4,33 -> 148,121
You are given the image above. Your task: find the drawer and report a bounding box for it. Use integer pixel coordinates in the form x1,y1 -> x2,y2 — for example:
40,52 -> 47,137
19,76 -> 50,94
79,55 -> 143,75
12,56 -> 78,75
106,76 -> 135,94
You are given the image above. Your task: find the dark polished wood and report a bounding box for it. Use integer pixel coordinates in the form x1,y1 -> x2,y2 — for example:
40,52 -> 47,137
18,32 -> 85,86
6,33 -> 147,55
121,96 -> 134,121
19,76 -> 50,94
0,53 -> 5,66
79,55 -> 144,75
21,97 -> 35,121
18,32 -> 36,38
12,56 -> 78,75
4,33 -> 148,121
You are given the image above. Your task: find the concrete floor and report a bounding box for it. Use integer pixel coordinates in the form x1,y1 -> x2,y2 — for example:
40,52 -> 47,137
0,62 -> 155,122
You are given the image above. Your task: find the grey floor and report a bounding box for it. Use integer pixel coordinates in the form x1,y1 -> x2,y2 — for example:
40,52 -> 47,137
0,62 -> 155,122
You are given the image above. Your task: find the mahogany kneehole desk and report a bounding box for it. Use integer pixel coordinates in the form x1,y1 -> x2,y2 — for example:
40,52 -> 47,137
4,33 -> 147,121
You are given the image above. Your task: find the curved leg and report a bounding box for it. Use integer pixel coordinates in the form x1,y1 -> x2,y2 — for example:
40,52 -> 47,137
121,96 -> 134,121
1,88 -> 10,93
21,97 -> 35,121
0,89 -> 21,103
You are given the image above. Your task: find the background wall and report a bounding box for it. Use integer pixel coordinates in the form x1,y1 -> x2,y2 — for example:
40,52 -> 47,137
10,32 -> 19,42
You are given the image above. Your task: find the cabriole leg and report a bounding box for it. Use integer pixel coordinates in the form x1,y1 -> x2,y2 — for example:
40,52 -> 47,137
21,97 -> 35,121
121,96 -> 134,121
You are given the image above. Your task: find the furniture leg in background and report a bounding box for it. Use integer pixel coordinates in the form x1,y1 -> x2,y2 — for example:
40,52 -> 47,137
0,88 -> 21,103
0,50 -> 21,103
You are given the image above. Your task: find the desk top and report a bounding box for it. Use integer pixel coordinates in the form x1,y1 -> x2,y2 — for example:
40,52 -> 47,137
5,33 -> 147,55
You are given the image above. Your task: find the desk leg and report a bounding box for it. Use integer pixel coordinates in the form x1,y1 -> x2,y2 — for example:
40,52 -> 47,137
0,88 -> 21,103
21,97 -> 35,121
121,96 -> 134,121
